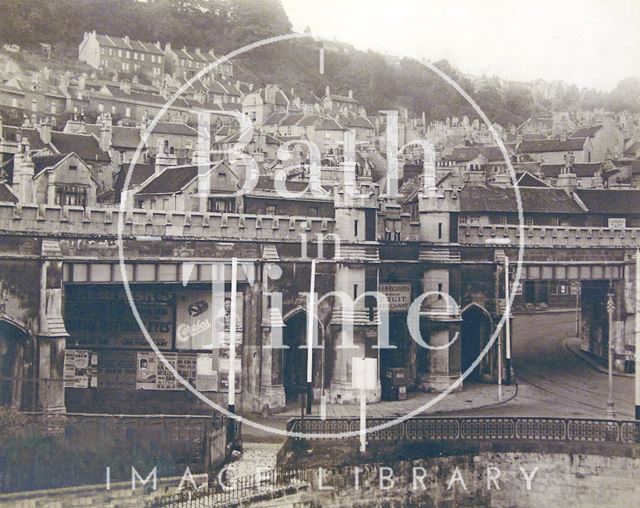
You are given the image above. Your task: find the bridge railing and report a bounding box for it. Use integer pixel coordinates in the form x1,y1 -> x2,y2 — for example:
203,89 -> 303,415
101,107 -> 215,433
459,224 -> 640,248
287,416 -> 640,445
0,203 -> 334,241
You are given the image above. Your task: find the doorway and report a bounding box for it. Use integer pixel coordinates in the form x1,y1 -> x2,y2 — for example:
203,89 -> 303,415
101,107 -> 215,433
460,305 -> 493,382
282,311 -> 321,404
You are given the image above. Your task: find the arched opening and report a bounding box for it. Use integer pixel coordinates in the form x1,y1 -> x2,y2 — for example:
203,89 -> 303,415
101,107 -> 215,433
0,318 -> 29,407
460,305 -> 493,383
282,309 -> 322,405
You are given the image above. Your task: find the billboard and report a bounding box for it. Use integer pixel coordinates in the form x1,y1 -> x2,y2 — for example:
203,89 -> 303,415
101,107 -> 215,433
65,285 -> 174,350
175,290 -> 243,350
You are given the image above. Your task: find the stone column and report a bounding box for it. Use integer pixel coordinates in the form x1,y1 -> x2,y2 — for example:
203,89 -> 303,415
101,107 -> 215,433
257,262 -> 286,413
38,240 -> 68,414
417,268 -> 462,392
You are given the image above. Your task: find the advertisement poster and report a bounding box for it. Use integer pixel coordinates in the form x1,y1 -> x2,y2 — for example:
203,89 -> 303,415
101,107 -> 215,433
136,352 -> 159,390
379,283 -> 412,312
175,290 -> 244,350
97,350 -> 137,390
65,285 -> 174,350
63,349 -> 97,388
195,353 -> 217,392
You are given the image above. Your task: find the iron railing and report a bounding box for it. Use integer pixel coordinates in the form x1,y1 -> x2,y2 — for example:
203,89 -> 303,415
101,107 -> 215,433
150,467 -> 312,508
287,416 -> 640,445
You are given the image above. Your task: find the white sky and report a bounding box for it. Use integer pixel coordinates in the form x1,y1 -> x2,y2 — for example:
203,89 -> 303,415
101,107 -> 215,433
281,0 -> 640,91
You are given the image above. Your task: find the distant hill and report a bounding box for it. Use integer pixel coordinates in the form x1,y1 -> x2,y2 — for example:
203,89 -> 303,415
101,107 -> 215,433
0,0 -> 638,126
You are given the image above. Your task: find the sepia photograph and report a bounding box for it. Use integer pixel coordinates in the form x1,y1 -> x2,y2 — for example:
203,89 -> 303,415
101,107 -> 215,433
0,0 -> 639,506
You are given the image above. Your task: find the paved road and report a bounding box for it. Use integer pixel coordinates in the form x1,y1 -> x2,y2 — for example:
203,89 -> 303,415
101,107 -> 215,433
455,310 -> 636,419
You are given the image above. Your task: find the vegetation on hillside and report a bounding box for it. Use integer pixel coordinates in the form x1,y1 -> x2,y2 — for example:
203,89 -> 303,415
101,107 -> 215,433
0,0 -> 638,126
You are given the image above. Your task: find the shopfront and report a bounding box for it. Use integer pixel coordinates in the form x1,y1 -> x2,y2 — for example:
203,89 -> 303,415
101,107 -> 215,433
63,283 -> 245,413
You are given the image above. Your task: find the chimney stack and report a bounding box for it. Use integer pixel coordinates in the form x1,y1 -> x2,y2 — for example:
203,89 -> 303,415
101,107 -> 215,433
39,117 -> 52,145
98,113 -> 112,152
154,139 -> 177,174
12,139 -> 35,203
557,153 -> 577,193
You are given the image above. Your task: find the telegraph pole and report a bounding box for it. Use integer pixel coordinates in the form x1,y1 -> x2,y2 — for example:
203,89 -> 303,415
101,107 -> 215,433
606,290 -> 616,418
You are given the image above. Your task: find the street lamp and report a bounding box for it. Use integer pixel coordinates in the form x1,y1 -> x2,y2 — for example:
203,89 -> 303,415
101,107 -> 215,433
606,290 -> 616,418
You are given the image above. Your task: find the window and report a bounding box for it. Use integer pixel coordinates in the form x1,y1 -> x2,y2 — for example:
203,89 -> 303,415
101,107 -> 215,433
308,206 -> 319,217
111,105 -> 116,114
151,55 -> 155,63
125,107 -> 131,117
55,185 -> 87,207
50,103 -> 57,114
126,51 -> 130,59
98,103 -> 104,112
69,165 -> 77,171
218,171 -> 226,178
353,284 -> 358,299
109,48 -> 113,56
265,205 -> 276,215
437,222 -> 443,239
524,217 -> 534,226
118,49 -> 122,57
354,219 -> 359,237
134,52 -> 138,60
141,53 -> 145,61
437,283 -> 443,299
31,99 -> 37,112
11,98 -> 17,108
208,198 -> 233,213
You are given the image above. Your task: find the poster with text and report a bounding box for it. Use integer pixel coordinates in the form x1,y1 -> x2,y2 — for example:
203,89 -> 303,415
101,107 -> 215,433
175,290 -> 244,350
65,285 -> 174,350
196,353 -> 217,392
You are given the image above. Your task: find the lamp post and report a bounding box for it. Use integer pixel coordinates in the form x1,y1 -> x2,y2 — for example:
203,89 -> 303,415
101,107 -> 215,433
606,290 -> 616,418
635,249 -> 640,420
504,256 -> 512,385
305,259 -> 316,415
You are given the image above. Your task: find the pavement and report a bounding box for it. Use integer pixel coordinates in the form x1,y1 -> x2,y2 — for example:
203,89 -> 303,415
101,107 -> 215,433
565,336 -> 634,378
239,309 -> 637,444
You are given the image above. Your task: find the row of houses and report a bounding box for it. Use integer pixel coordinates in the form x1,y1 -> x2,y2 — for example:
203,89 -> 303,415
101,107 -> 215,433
79,32 -> 234,81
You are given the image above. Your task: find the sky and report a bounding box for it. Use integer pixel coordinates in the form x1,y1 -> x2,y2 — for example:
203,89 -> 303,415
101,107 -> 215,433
281,0 -> 640,91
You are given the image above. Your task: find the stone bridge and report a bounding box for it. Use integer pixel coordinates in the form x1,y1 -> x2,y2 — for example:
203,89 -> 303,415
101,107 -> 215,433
0,183 -> 638,415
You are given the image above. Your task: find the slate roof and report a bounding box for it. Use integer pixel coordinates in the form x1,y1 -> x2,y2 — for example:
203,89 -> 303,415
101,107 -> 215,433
32,154 -> 68,176
136,161 -> 226,195
150,122 -> 198,137
85,125 -> 141,149
113,163 -> 155,192
575,189 -> 640,215
514,171 -> 549,187
263,112 -> 288,126
1,126 -> 48,150
95,34 -> 163,55
50,132 -> 110,163
447,145 -> 511,163
540,163 -> 603,179
570,125 -> 602,138
518,138 -> 587,153
279,112 -> 305,127
337,115 -> 374,130
459,185 -> 584,214
0,182 -> 18,203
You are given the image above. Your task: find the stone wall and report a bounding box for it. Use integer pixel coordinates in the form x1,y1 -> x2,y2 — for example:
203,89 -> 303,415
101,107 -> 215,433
292,452 -> 640,508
